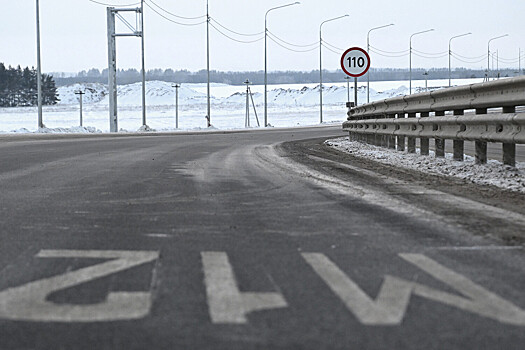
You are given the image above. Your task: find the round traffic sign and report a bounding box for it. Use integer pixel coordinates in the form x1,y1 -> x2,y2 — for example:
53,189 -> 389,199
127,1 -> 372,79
341,47 -> 371,78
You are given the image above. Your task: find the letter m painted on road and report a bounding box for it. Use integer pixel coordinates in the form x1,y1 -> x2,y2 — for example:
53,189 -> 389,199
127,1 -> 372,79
302,253 -> 525,326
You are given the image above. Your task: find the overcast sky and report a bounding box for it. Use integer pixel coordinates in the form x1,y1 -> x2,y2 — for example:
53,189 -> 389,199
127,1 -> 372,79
2,0 -> 524,74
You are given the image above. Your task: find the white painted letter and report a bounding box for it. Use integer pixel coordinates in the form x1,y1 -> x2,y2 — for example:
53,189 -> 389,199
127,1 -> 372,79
303,253 -> 525,326
302,253 -> 413,325
0,250 -> 159,322
401,253 -> 525,326
201,251 -> 287,324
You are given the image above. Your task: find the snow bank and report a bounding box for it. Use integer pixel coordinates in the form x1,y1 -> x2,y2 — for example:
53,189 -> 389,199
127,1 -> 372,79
57,83 -> 108,104
326,137 -> 525,193
56,80 -> 416,108
36,126 -> 103,133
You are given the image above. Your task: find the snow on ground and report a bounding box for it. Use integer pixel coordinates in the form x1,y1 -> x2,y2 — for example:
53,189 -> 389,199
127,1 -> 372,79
57,83 -> 108,104
0,78 -> 481,134
326,137 -> 525,193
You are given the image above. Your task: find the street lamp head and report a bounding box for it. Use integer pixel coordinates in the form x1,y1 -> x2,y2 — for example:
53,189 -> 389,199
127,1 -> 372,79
266,2 -> 301,20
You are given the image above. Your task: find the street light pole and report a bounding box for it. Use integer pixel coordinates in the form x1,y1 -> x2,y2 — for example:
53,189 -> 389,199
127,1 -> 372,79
448,32 -> 471,87
264,2 -> 300,127
487,34 -> 508,81
140,0 -> 146,127
410,29 -> 434,95
36,0 -> 43,128
367,23 -> 394,103
320,15 -> 348,124
206,0 -> 211,127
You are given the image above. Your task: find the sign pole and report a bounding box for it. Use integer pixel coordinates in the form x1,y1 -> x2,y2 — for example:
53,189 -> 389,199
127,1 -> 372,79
354,77 -> 358,107
341,47 -> 370,107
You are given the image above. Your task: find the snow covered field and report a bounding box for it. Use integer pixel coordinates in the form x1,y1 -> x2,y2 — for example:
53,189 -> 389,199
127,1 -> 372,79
326,137 -> 525,193
0,78 -> 482,133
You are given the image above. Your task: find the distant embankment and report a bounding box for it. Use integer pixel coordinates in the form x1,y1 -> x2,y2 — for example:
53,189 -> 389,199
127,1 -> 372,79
53,68 -> 505,87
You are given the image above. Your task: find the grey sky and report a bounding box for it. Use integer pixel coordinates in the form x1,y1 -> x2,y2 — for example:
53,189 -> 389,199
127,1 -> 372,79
2,0 -> 524,73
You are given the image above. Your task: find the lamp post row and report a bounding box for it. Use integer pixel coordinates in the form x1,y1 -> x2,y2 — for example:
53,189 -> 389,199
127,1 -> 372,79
35,1 -> 517,129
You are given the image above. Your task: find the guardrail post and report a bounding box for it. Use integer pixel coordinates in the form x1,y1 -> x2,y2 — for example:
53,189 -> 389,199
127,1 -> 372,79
502,106 -> 516,166
420,112 -> 429,155
434,111 -> 445,158
374,120 -> 381,146
367,122 -> 374,145
396,113 -> 405,151
387,114 -> 396,149
475,108 -> 488,164
407,113 -> 416,153
503,143 -> 516,167
453,110 -> 464,161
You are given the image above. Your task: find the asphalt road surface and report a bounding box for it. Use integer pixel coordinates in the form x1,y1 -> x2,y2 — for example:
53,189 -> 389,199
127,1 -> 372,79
1,125 -> 525,350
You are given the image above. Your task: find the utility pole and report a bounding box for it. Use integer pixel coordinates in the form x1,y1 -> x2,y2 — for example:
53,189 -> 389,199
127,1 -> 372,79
75,90 -> 85,127
172,84 -> 180,129
206,0 -> 211,127
140,0 -> 146,127
107,7 -> 117,132
107,5 -> 143,132
244,79 -> 251,128
36,0 -> 43,128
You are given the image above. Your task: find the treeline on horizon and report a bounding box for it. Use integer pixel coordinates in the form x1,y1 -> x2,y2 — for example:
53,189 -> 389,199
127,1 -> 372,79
0,63 -> 59,107
53,67 -> 522,86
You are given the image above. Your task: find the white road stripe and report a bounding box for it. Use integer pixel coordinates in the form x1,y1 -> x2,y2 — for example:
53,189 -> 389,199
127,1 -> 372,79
432,246 -> 523,251
201,251 -> 287,324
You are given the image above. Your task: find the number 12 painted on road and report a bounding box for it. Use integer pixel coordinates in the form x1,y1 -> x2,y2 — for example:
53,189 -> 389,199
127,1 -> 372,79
341,47 -> 370,78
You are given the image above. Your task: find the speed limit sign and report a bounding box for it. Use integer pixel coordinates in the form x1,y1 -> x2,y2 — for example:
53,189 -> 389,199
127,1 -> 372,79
341,47 -> 370,77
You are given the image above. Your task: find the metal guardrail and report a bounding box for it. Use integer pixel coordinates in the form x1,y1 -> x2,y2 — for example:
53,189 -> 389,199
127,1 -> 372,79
342,76 -> 525,166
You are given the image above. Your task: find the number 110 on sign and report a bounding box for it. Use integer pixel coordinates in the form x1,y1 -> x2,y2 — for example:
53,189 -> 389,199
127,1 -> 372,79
341,47 -> 370,78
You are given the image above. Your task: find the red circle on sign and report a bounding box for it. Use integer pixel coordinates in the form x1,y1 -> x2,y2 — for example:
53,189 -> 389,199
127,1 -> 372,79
341,47 -> 371,78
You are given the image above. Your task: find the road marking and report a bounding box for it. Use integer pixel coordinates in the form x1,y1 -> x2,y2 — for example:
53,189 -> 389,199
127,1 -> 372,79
0,250 -> 159,322
201,251 -> 288,324
302,253 -> 413,325
432,246 -> 523,251
144,233 -> 171,238
402,253 -> 525,326
303,252 -> 525,326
